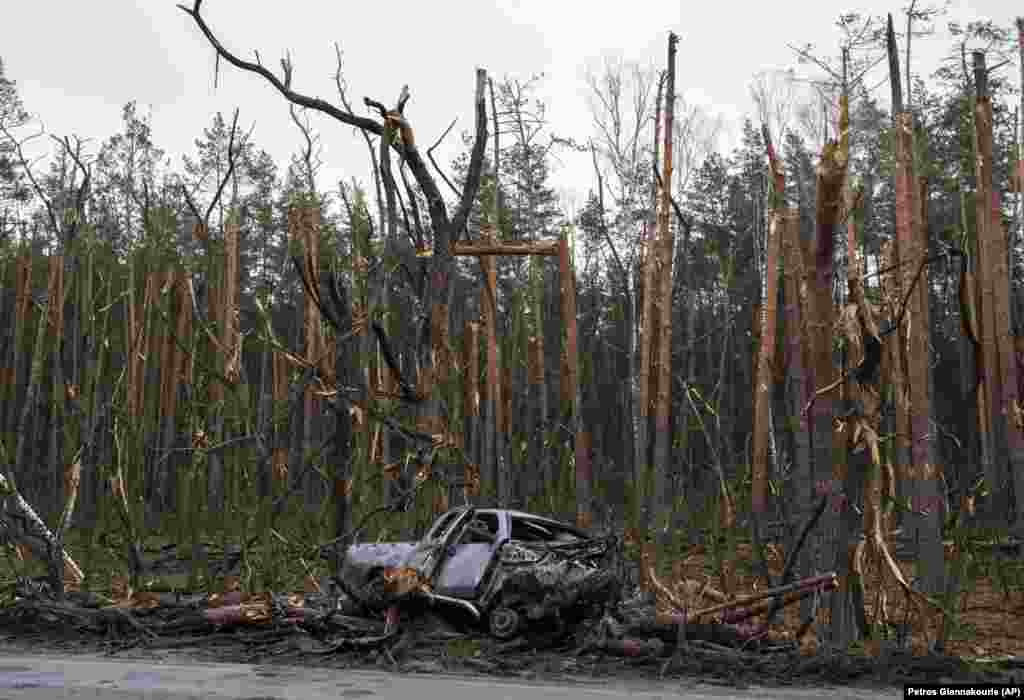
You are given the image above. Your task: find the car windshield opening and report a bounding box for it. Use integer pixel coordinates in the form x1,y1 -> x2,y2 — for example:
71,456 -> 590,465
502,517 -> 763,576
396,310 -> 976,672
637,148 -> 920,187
463,513 -> 500,543
427,511 -> 461,539
510,518 -> 555,542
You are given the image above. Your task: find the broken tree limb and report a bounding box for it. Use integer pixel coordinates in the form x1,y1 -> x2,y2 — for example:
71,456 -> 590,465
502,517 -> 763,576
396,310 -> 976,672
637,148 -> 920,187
764,492 -> 829,625
451,240 -> 560,257
654,566 -> 837,623
179,7 -> 491,454
0,473 -> 84,588
717,582 -> 837,625
370,321 -> 419,402
689,573 -> 837,621
180,108 -> 243,233
177,2 -> 382,134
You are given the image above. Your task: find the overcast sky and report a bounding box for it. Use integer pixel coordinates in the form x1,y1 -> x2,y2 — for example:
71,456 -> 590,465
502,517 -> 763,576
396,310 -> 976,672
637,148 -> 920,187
2,0 -> 1018,216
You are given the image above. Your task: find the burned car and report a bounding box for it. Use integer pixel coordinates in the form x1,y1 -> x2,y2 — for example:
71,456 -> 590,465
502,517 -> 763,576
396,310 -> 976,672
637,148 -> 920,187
335,508 -> 618,639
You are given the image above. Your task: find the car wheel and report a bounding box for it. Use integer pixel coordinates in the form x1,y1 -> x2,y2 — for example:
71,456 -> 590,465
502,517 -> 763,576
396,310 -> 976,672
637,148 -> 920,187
488,606 -> 521,640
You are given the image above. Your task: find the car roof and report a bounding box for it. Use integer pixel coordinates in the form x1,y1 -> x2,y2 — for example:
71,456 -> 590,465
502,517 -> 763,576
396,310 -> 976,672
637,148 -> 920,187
464,507 -> 590,536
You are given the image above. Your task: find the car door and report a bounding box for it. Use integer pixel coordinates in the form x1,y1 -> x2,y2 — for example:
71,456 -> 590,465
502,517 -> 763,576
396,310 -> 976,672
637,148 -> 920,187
432,511 -> 503,599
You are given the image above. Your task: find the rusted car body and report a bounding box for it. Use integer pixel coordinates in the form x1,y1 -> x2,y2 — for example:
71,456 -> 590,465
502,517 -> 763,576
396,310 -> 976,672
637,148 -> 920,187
338,507 -> 617,639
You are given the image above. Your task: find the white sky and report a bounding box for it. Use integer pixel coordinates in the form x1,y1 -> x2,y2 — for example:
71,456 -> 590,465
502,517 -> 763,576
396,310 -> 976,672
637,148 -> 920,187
2,0 -> 1018,216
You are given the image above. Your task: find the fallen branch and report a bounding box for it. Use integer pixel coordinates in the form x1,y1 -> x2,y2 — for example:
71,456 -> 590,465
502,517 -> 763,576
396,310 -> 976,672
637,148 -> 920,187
764,491 -> 829,625
686,573 -> 838,622
718,582 -> 836,626
451,241 -> 560,257
0,473 -> 84,587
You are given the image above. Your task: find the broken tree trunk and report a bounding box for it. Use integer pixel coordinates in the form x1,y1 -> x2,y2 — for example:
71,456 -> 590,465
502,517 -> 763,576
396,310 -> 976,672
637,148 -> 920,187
479,223 -> 500,505
781,203 -> 812,622
332,275 -> 355,572
5,275 -> 85,597
528,257 -> 551,506
463,320 -> 481,504
635,71 -> 664,553
45,256 -> 65,516
559,234 -> 589,529
804,88 -> 849,635
753,126 -> 785,518
2,253 -> 33,441
651,32 -> 679,535
972,51 -> 1024,527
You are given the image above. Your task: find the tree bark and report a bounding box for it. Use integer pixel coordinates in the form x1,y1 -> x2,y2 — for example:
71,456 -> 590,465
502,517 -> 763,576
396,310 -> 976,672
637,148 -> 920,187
806,92 -> 849,638
479,223 -> 500,504
651,33 -> 678,535
900,156 -> 944,596
781,204 -> 813,621
973,52 -> 1024,528
558,234 -> 588,528
528,257 -> 551,506
753,128 -> 785,518
973,52 -> 1021,524
332,275 -> 355,573
635,76 -> 663,540
464,320 -> 481,504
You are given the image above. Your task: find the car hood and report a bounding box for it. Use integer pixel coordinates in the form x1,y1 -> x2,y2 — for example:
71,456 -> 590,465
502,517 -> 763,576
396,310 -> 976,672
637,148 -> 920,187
340,542 -> 418,587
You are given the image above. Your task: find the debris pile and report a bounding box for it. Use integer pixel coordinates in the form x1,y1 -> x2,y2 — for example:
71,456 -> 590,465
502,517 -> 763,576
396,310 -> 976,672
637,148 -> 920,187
0,505 -> 845,668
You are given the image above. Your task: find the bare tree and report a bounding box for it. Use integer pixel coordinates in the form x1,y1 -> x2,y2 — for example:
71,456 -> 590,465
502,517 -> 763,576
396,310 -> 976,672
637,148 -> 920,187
750,70 -> 798,151
178,0 -> 489,517
584,57 -> 658,517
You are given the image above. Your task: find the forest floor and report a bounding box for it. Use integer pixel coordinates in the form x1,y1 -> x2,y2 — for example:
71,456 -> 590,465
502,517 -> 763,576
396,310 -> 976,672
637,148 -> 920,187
0,532 -> 1022,690
687,538 -> 1024,662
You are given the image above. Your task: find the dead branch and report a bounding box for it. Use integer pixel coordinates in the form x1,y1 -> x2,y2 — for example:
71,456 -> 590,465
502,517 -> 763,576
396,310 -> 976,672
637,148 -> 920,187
689,573 -> 838,621
764,491 -> 829,624
288,104 -> 320,194
180,107 -> 241,231
177,2 -> 381,134
316,463 -> 440,557
333,42 -> 382,239
178,0 -> 487,253
451,241 -> 559,257
427,117 -> 460,198
0,126 -> 91,244
397,160 -> 425,248
290,255 -> 344,334
55,135 -> 92,243
588,139 -> 628,286
450,70 -> 489,238
0,473 -> 84,589
371,321 -> 419,402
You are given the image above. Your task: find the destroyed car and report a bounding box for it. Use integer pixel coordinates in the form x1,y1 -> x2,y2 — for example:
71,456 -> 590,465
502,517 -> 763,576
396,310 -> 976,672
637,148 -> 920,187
335,507 -> 618,639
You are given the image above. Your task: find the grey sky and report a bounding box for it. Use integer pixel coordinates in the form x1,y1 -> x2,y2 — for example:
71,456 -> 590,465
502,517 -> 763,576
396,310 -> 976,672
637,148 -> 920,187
2,0 -> 1017,216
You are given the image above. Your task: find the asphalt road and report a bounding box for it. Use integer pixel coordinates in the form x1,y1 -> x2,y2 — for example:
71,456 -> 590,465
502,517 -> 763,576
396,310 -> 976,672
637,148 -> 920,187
0,653 -> 901,700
